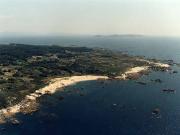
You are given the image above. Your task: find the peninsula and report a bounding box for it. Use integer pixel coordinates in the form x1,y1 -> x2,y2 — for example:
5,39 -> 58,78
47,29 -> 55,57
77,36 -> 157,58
0,44 -> 170,123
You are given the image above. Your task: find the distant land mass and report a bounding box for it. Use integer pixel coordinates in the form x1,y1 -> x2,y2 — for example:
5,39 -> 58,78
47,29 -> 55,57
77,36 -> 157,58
94,34 -> 144,38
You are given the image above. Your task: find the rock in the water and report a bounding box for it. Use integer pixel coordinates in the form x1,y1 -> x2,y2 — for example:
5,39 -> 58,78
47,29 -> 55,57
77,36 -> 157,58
162,89 -> 176,93
136,81 -> 147,85
154,79 -> 162,83
80,93 -> 85,96
10,118 -> 21,125
152,108 -> 160,115
173,71 -> 178,74
112,103 -> 117,106
58,96 -> 64,101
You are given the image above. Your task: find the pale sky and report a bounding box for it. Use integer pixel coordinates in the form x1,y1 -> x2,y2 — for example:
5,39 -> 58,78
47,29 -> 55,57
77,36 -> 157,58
0,0 -> 180,36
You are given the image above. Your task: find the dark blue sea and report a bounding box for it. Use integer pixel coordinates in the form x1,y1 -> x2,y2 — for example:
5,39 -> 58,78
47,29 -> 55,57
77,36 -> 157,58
1,36 -> 180,135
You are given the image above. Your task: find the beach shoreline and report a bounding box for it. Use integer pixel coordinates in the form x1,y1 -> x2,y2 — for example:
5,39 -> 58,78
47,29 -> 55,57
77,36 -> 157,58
0,63 -> 170,124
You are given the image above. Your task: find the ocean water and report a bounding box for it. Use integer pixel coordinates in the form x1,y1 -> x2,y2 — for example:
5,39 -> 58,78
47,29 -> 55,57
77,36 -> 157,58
0,36 -> 180,135
1,36 -> 180,62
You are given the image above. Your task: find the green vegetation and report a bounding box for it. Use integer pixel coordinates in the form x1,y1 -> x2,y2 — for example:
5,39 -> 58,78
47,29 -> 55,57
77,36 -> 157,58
0,44 -> 156,109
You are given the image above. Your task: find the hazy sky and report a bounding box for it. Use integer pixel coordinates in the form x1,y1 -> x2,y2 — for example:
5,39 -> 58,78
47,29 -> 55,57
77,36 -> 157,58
0,0 -> 180,36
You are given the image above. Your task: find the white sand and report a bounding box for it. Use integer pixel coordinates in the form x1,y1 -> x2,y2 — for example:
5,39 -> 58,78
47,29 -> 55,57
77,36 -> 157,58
125,66 -> 149,74
0,62 -> 169,124
0,75 -> 108,123
137,59 -> 170,68
115,66 -> 149,79
153,62 -> 170,68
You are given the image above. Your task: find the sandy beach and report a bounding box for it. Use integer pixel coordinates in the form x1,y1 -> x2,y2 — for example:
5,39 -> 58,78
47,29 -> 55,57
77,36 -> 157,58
0,62 -> 170,124
0,75 -> 108,124
137,59 -> 170,68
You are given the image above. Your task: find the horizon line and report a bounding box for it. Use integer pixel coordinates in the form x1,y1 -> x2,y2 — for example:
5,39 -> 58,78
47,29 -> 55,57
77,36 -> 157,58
1,32 -> 180,38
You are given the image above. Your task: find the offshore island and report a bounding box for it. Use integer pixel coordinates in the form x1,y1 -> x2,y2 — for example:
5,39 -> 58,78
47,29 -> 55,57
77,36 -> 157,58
0,44 -> 170,124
